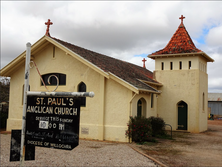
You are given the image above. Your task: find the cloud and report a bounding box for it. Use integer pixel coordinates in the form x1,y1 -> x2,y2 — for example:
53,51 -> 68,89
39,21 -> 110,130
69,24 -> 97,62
1,1 -> 222,92
206,26 -> 222,47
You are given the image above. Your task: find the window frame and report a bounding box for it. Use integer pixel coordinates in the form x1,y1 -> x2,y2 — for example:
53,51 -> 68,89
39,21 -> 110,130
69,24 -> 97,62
41,73 -> 66,86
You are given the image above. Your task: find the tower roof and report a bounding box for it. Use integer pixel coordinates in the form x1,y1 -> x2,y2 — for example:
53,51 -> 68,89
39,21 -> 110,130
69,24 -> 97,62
150,15 -> 202,55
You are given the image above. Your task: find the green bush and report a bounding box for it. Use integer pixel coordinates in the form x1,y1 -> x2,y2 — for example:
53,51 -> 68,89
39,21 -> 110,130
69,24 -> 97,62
148,116 -> 166,137
125,116 -> 152,143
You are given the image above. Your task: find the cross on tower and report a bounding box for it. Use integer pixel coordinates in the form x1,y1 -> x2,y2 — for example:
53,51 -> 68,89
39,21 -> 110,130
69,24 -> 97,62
179,15 -> 185,24
45,19 -> 53,36
142,58 -> 147,68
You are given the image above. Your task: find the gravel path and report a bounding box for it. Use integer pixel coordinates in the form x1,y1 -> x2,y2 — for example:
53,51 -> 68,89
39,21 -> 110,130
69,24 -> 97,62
0,134 -> 158,166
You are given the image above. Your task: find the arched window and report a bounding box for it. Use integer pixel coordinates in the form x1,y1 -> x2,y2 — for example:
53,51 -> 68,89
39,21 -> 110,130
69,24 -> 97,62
78,82 -> 86,107
137,99 -> 142,117
137,98 -> 147,117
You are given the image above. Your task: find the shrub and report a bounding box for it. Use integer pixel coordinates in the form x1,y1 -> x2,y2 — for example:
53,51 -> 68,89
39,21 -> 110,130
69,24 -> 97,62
125,116 -> 152,143
148,116 -> 166,137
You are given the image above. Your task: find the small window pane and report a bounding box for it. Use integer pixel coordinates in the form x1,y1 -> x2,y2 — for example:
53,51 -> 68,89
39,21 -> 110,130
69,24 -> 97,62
151,93 -> 154,108
179,61 -> 182,70
78,82 -> 86,107
189,61 -> 191,69
161,62 -> 164,70
170,62 -> 173,70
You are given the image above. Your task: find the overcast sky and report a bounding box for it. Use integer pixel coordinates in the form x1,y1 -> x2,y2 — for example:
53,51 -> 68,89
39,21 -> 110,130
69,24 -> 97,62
1,1 -> 222,92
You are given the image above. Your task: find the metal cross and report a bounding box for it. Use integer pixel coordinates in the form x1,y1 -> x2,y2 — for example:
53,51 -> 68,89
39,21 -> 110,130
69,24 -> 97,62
179,15 -> 185,24
142,58 -> 147,68
45,19 -> 53,36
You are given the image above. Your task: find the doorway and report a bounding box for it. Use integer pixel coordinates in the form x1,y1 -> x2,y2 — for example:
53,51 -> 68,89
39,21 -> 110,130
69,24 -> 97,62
177,101 -> 188,130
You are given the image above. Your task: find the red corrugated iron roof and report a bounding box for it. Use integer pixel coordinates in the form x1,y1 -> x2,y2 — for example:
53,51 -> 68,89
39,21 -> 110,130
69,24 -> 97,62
151,17 -> 202,55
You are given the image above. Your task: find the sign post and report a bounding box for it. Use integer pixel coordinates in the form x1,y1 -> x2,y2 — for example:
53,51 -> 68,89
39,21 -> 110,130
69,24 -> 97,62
20,42 -> 31,166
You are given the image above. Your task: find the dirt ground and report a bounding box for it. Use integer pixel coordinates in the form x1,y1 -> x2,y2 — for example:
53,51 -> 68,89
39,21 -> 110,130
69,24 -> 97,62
132,120 -> 222,166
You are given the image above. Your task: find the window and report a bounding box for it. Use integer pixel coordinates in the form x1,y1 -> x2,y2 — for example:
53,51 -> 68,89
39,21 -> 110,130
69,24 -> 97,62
78,82 -> 86,107
161,62 -> 164,70
170,62 -> 173,70
53,46 -> 55,58
151,93 -> 154,108
41,73 -> 66,86
203,93 -> 205,111
189,61 -> 191,69
137,98 -> 146,117
179,61 -> 182,70
137,99 -> 142,117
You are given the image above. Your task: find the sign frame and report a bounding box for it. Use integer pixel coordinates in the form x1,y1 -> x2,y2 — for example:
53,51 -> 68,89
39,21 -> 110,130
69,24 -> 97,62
25,95 -> 82,150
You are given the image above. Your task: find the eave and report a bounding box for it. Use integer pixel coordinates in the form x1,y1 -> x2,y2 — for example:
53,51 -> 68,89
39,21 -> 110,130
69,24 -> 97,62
139,89 -> 161,94
136,79 -> 161,94
148,52 -> 214,62
138,79 -> 163,87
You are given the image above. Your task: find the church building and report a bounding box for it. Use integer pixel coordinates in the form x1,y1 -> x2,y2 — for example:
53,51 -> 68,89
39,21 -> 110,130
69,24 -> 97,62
0,16 -> 214,142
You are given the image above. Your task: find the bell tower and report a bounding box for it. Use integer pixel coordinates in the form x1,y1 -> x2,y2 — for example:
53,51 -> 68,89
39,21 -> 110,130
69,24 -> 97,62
148,15 -> 214,132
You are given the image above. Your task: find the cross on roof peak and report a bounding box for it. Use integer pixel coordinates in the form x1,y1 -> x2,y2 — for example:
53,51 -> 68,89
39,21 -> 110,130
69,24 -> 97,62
45,19 -> 53,36
179,15 -> 185,24
142,58 -> 147,68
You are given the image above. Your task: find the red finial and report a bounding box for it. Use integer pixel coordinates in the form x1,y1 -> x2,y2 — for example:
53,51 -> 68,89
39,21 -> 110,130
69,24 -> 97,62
45,19 -> 53,36
142,58 -> 147,68
179,15 -> 185,24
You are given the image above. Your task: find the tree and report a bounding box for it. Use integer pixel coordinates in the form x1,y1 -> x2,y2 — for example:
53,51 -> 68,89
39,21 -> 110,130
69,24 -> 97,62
0,77 -> 10,128
0,77 -> 10,102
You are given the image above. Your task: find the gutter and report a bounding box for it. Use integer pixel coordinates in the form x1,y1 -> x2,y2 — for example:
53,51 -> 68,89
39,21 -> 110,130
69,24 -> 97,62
148,52 -> 214,62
